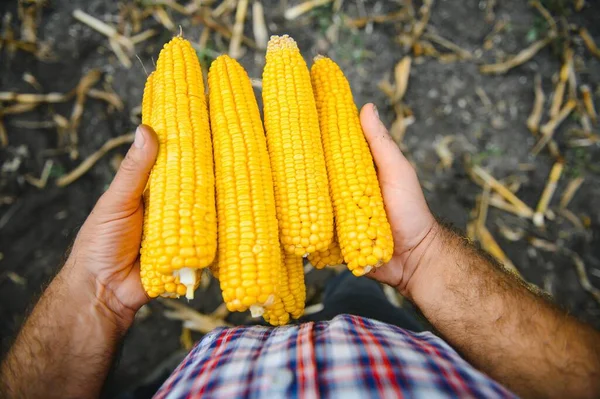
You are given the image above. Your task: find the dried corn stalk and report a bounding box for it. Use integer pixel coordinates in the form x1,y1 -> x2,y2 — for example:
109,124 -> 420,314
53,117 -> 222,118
526,74 -> 545,134
533,161 -> 564,227
229,0 -> 249,58
480,38 -> 551,74
252,1 -> 268,50
284,0 -> 333,20
56,133 -> 134,187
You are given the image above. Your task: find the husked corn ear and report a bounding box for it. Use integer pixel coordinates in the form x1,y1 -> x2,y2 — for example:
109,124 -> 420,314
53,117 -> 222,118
208,55 -> 281,316
263,252 -> 306,326
311,56 -> 394,276
307,231 -> 344,269
263,35 -> 334,257
140,37 -> 217,299
142,72 -> 154,125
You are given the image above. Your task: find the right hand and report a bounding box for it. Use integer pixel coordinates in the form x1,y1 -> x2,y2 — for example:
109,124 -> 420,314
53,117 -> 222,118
360,103 -> 441,297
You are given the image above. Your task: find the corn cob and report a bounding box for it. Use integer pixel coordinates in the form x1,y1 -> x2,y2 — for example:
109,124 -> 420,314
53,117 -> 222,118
208,55 -> 282,316
311,56 -> 394,276
307,231 -> 344,269
142,72 -> 154,126
263,251 -> 306,326
140,37 -> 217,299
262,35 -> 334,257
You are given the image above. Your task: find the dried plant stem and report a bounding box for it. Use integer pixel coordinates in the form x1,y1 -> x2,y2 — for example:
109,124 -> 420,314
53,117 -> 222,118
531,99 -> 576,155
529,0 -> 558,37
478,226 -> 520,276
480,38 -> 550,74
405,0 -> 433,50
549,80 -> 566,120
153,6 -> 175,30
284,0 -> 333,20
0,120 -> 7,147
571,254 -> 600,305
393,57 -> 411,102
580,85 -> 597,124
150,0 -> 190,15
346,9 -> 408,28
159,298 -> 232,333
527,74 -> 545,134
229,0 -> 249,59
434,135 -> 456,170
476,184 -> 491,232
24,160 -> 54,189
22,73 -> 43,91
549,50 -> 572,118
212,0 -> 237,17
422,31 -> 472,59
252,1 -> 268,50
109,37 -> 132,68
130,29 -> 157,45
197,12 -> 257,49
471,165 -> 535,218
0,91 -> 70,103
559,176 -> 584,209
580,28 -> 600,59
1,102 -> 38,115
68,69 -> 102,159
488,196 -> 530,218
56,133 -> 134,187
88,89 -> 124,111
533,161 -> 564,227
73,10 -> 133,51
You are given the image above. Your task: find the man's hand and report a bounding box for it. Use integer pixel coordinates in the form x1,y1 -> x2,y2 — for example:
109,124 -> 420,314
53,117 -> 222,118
359,104 -> 439,295
0,126 -> 159,399
360,103 -> 600,398
64,124 -> 159,325
63,125 -> 158,328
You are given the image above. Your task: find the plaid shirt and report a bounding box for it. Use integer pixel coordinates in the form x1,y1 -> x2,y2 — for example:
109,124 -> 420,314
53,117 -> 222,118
154,314 -> 516,398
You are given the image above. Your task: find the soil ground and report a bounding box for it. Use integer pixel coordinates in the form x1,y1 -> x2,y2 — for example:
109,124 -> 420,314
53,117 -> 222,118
1,0 -> 599,397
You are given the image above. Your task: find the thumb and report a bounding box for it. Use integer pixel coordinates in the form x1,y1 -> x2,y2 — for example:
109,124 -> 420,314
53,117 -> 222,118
103,125 -> 159,208
359,103 -> 413,184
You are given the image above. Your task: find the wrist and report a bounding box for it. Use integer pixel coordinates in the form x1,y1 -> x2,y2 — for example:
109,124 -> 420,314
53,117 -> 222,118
59,260 -> 135,334
401,222 -> 454,302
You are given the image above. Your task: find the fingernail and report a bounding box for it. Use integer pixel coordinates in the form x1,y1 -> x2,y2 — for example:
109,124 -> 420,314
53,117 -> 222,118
373,105 -> 380,120
134,125 -> 146,148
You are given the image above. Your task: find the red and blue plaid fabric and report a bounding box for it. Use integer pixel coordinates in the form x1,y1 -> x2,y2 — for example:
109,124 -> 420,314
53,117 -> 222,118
154,314 -> 516,398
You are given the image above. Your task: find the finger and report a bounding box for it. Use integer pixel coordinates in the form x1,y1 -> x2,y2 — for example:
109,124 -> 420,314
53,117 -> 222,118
360,103 -> 413,182
105,125 -> 159,206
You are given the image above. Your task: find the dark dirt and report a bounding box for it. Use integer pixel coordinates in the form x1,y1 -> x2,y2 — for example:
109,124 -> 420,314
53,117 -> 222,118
1,0 -> 600,397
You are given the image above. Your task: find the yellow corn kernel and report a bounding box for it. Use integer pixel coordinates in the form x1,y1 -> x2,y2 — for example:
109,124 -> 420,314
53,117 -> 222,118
142,72 -> 153,126
208,55 -> 281,315
310,56 -> 394,276
140,37 -> 217,299
263,252 -> 306,326
262,35 -> 333,257
307,231 -> 344,269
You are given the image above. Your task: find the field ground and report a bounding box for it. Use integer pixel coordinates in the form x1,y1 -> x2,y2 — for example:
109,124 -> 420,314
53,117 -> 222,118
0,0 -> 599,396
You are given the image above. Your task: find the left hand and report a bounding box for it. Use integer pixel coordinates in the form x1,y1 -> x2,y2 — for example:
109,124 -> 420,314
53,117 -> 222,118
62,125 -> 158,325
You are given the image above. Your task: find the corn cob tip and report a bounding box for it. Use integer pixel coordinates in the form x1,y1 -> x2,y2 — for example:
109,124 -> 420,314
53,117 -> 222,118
267,34 -> 298,52
178,268 -> 197,300
313,55 -> 327,62
250,305 -> 265,317
248,294 -> 275,317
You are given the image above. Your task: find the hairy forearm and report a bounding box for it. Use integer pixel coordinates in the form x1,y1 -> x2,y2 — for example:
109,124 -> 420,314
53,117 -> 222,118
0,264 -> 129,399
408,224 -> 600,398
